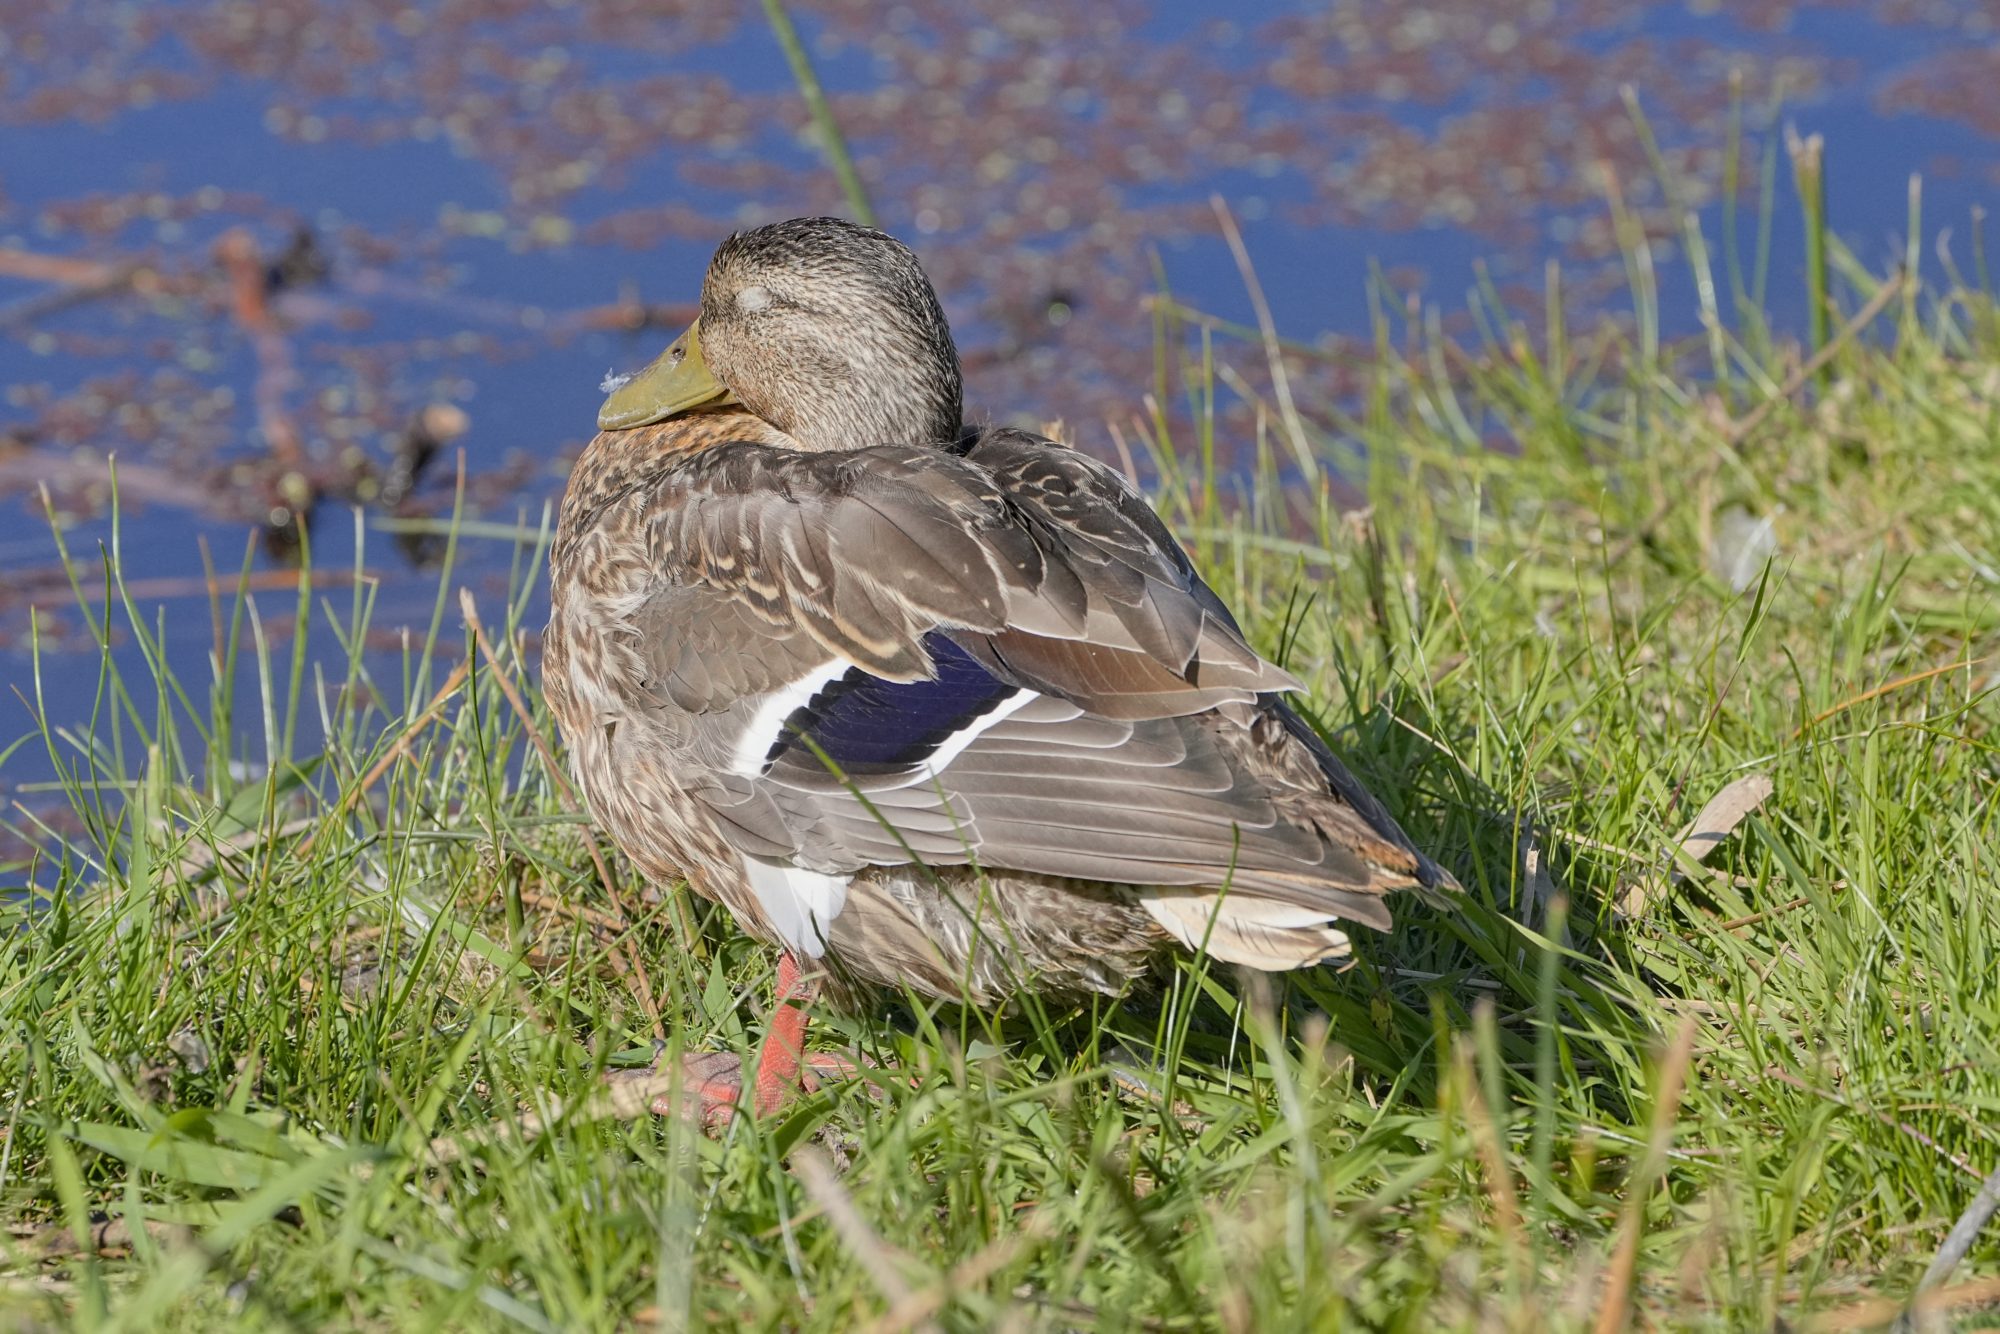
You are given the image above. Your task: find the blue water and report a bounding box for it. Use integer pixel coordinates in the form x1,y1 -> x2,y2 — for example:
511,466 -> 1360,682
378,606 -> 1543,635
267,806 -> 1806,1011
2,0 -> 1997,806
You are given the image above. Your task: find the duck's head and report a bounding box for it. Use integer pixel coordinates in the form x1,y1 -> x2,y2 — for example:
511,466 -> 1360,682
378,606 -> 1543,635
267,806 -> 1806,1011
598,217 -> 963,451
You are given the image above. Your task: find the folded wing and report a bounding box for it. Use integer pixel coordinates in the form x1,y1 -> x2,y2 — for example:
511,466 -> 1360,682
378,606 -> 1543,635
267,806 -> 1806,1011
625,429 -> 1427,962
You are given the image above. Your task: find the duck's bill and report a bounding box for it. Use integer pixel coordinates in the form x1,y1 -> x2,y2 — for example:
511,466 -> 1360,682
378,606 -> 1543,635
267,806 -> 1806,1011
597,318 -> 740,430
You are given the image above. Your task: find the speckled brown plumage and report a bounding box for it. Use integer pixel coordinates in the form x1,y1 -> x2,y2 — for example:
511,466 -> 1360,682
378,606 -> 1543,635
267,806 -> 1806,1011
545,218 -> 1454,1026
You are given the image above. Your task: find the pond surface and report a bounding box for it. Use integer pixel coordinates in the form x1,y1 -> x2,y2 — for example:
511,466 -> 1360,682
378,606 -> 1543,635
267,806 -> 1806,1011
4,0 -> 2000,802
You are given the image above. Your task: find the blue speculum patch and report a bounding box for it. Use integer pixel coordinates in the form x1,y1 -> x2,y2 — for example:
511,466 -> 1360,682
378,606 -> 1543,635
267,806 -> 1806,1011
769,634 -> 1015,774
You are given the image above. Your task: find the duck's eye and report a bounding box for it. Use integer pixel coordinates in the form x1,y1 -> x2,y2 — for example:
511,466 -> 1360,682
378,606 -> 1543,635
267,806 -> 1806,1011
736,285 -> 772,313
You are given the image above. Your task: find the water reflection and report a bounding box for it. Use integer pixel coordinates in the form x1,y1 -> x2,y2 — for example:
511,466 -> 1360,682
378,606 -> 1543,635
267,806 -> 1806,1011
0,0 -> 1994,721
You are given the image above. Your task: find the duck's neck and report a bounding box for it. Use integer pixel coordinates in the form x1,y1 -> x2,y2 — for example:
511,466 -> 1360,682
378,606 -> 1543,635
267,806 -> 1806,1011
563,408 -> 790,517
759,391 -> 962,454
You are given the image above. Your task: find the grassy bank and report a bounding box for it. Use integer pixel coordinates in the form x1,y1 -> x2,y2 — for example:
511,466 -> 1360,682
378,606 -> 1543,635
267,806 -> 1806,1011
2,229 -> 1997,1330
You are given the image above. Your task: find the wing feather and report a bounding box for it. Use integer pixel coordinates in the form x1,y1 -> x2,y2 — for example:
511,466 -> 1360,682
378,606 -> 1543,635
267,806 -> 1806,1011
606,427 -> 1426,934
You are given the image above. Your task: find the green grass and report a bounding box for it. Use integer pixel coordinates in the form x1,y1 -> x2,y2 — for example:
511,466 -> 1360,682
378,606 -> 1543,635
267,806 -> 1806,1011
3,222 -> 1999,1330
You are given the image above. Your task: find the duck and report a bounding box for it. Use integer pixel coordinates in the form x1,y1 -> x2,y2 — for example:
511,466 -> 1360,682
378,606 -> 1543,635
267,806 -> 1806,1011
543,216 -> 1454,1123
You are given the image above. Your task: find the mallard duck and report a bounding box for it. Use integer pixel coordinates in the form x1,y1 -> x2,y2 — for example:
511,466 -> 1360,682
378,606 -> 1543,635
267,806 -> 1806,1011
544,217 -> 1453,1121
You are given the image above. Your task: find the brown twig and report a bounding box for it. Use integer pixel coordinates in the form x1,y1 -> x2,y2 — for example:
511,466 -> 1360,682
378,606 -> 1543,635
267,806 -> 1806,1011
1716,896 -> 1812,932
0,257 -> 150,328
0,246 -> 137,286
516,886 -> 629,933
1604,268 -> 1906,568
1809,1274 -> 2000,1332
1454,1028 -> 1529,1281
1795,656 -> 1988,738
1594,1016 -> 1698,1334
425,1066 -> 690,1167
8,1215 -> 192,1260
792,1146 -> 923,1313
859,1208 -> 1058,1334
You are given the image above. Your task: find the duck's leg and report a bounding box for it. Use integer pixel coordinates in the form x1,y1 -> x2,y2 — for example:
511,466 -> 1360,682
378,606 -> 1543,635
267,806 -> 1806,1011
624,952 -> 842,1127
752,950 -> 818,1118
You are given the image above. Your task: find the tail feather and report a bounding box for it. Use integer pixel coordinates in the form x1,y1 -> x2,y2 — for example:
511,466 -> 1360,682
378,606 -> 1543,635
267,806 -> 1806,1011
1267,695 -> 1459,896
1141,891 -> 1353,970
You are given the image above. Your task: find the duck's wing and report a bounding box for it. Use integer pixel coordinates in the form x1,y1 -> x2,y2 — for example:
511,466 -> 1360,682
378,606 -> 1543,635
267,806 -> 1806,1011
630,435 -> 1276,704
628,431 -> 1431,962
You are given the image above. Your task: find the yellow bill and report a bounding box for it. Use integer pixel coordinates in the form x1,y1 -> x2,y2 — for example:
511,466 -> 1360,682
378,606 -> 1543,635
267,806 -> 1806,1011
597,319 -> 739,430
